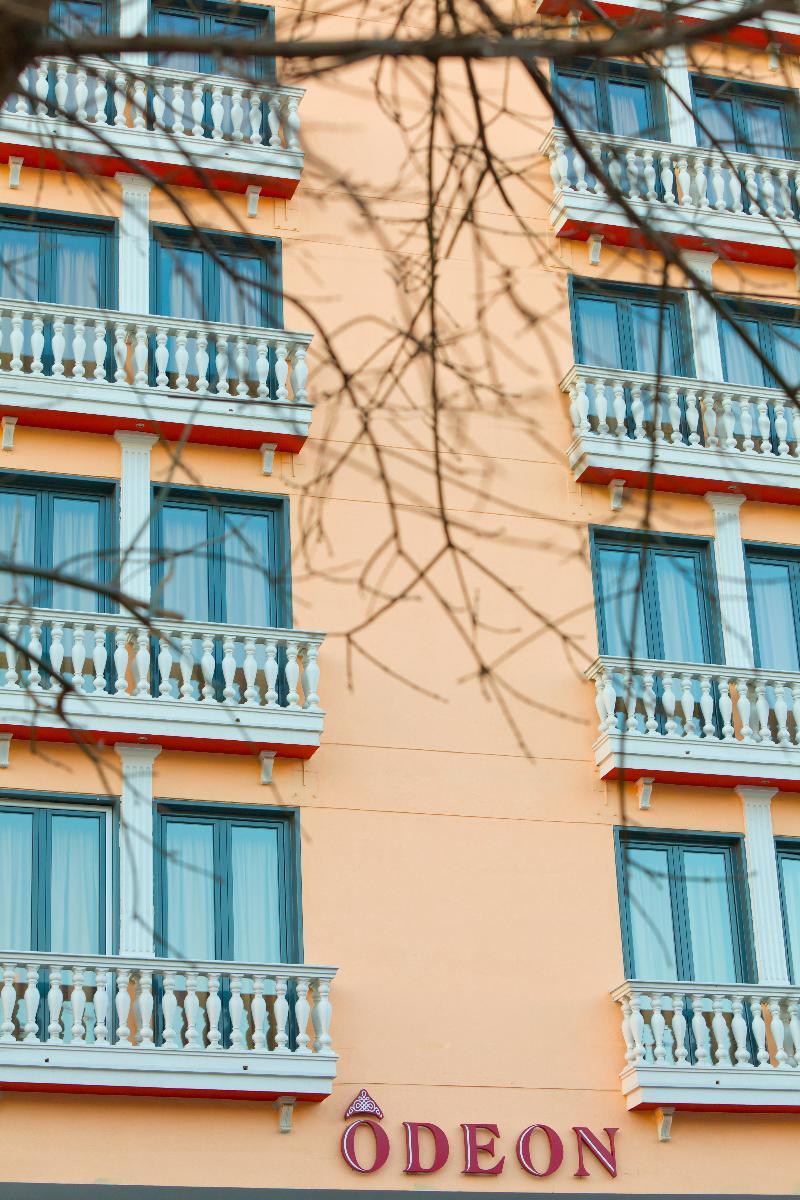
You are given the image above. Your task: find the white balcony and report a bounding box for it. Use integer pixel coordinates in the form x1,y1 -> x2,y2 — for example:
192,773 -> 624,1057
0,605 -> 325,758
2,59 -> 304,196
563,364 -> 800,504
0,298 -> 312,450
588,655 -> 800,791
0,952 -> 337,1101
613,980 -> 800,1113
535,0 -> 800,50
542,129 -> 800,268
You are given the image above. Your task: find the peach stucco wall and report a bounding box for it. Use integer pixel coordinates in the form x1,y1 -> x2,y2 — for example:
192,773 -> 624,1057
1,9 -> 800,1194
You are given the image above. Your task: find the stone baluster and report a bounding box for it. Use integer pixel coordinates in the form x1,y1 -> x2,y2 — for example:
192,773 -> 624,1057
115,969 -> 132,1046
313,979 -> 333,1054
22,964 -> 39,1043
711,993 -> 731,1065
624,148 -> 641,199
731,997 -> 751,1066
174,330 -> 189,391
243,639 -> 259,704
92,625 -> 108,694
132,79 -> 147,129
152,82 -> 166,130
291,344 -> 309,406
179,630 -> 194,700
788,998 -> 800,1067
75,67 -> 88,121
775,397 -> 789,455
211,85 -> 224,139
650,994 -> 666,1063
8,310 -> 23,373
699,674 -> 714,738
221,636 -> 237,702
113,629 -> 129,694
27,621 -> 42,690
685,389 -> 700,445
195,331 -> 209,394
215,336 -> 229,395
736,677 -> 754,742
236,337 -> 250,397
285,96 -> 301,151
691,155 -> 709,208
729,168 -> 744,213
155,329 -> 169,388
641,671 -> 657,735
620,995 -> 635,1063
267,95 -> 282,149
757,397 -> 772,453
569,377 -> 589,434
672,993 -> 689,1065
719,678 -> 735,740
229,973 -> 247,1051
770,998 -> 789,1068
762,167 -> 777,218
249,92 -> 263,145
264,640 -> 279,706
113,71 -> 127,126
587,138 -> 604,196
0,965 -> 16,1043
134,627 -> 150,697
642,150 -> 657,202
623,668 -> 638,735
94,968 -> 110,1046
680,673 -> 697,737
5,616 -> 19,688
701,390 -> 718,448
676,157 -> 692,207
660,151 -> 675,205
183,972 -> 201,1049
171,81 -> 185,134
628,993 -> 645,1064
273,976 -> 289,1051
275,342 -> 289,403
667,386 -> 682,445
34,63 -> 49,114
52,315 -> 66,377
691,994 -> 709,1064
13,70 -> 29,115
92,321 -> 107,380
285,641 -> 301,709
158,636 -> 174,697
206,973 -> 222,1049
751,997 -> 770,1067
133,326 -> 148,388
114,324 -> 128,383
662,672 -> 677,735
252,976 -> 268,1050
255,340 -> 269,399
191,81 -> 204,137
294,978 -> 311,1054
30,315 -> 44,375
54,62 -> 68,113
49,621 -> 64,688
630,382 -> 645,439
774,681 -> 791,746
161,971 -> 179,1049
744,163 -> 760,215
70,965 -> 87,1043
230,88 -> 244,141
711,160 -> 726,210
47,966 -> 64,1043
612,381 -> 626,435
201,635 -> 216,702
135,970 -> 155,1046
302,642 -> 321,710
755,680 -> 772,743
720,393 -> 736,451
778,169 -> 792,218
71,623 -> 86,692
793,683 -> 800,744
591,376 -> 608,435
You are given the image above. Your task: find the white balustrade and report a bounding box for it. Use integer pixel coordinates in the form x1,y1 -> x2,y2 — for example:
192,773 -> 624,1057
0,952 -> 335,1056
7,58 -> 303,154
0,605 -> 324,713
590,655 -> 800,750
544,128 -> 800,224
563,364 -> 799,459
0,299 -> 311,407
614,981 -> 800,1072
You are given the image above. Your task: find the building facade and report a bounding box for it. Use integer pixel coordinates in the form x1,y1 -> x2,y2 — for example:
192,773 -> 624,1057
1,0 -> 800,1194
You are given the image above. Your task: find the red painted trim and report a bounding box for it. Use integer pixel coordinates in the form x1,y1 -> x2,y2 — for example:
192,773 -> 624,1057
0,405 -> 306,452
603,765 -> 800,792
0,144 -> 299,197
0,1080 -> 328,1102
558,217 -> 800,269
0,723 -> 318,759
576,463 -> 800,506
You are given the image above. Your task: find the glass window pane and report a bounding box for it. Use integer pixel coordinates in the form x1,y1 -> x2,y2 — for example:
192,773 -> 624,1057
213,16 -> 259,78
771,322 -> 800,391
0,491 -> 36,604
597,546 -> 648,658
576,297 -> 623,368
0,226 -> 39,301
720,315 -> 766,387
683,849 -> 738,982
631,303 -> 680,375
608,80 -> 651,138
49,813 -> 102,954
0,810 -> 33,950
624,846 -> 678,978
156,244 -> 205,320
55,0 -> 105,36
749,559 -> 800,670
219,253 -> 264,328
153,9 -> 203,71
780,856 -> 800,982
164,821 -> 215,960
52,496 -> 101,612
223,511 -> 274,626
742,100 -> 787,158
158,505 -> 210,622
53,230 -> 103,309
231,825 -> 280,961
654,552 -> 708,663
695,93 -> 736,151
556,74 -> 599,132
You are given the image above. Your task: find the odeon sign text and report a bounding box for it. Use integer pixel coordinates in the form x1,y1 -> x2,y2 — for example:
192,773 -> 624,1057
340,1118 -> 618,1179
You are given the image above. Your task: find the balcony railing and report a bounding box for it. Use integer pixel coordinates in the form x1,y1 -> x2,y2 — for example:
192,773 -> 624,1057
0,951 -> 337,1100
587,655 -> 800,789
0,298 -> 313,449
562,364 -> 800,502
1,58 -> 304,195
0,604 -> 325,757
542,129 -> 800,267
612,980 -> 800,1112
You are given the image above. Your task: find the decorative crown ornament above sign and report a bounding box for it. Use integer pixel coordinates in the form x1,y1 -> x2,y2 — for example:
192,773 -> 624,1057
343,1089 -> 385,1120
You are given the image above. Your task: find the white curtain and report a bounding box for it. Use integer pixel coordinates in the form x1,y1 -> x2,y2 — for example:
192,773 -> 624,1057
608,81 -> 647,138
0,810 -> 33,949
598,546 -> 648,658
165,821 -> 215,960
695,95 -> 736,150
49,814 -> 101,954
625,846 -> 677,978
683,850 -> 737,982
160,505 -> 210,623
54,229 -> 101,309
771,323 -> 800,395
720,315 -> 765,387
576,297 -> 622,369
743,100 -> 786,158
749,560 -> 799,670
653,552 -> 706,663
781,857 -> 800,980
224,512 -> 272,627
231,825 -> 280,962
0,492 -> 35,605
52,496 -> 100,613
557,75 -> 598,132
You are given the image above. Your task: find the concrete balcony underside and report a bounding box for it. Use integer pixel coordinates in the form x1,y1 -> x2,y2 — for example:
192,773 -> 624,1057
594,729 -> 800,792
620,1064 -> 800,1113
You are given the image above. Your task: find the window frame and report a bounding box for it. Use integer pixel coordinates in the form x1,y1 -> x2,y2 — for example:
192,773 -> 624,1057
0,789 -> 114,955
776,839 -> 800,983
0,206 -> 117,309
569,277 -> 695,377
716,295 -> 800,391
153,800 -> 303,963
590,526 -> 721,663
744,540 -> 800,669
552,58 -> 669,140
615,826 -> 756,983
0,469 -> 118,611
691,74 -> 799,159
148,0 -> 276,83
150,224 -> 283,330
150,484 -> 292,628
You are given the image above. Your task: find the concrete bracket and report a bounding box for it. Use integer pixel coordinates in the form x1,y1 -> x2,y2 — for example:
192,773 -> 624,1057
2,415 -> 17,450
656,1106 -> 674,1142
637,777 -> 654,811
275,1096 -> 295,1133
260,750 -> 276,785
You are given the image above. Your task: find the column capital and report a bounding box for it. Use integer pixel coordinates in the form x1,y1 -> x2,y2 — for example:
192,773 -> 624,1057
115,743 -> 162,768
737,785 -> 779,807
682,250 -> 719,285
705,491 -> 746,514
115,171 -> 154,196
114,431 -> 158,451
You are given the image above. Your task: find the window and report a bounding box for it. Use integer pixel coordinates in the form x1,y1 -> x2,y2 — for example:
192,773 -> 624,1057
617,830 -> 753,982
48,0 -> 108,34
572,281 -> 692,376
554,60 -> 666,140
0,796 -> 108,956
152,227 -> 280,328
0,474 -> 116,611
150,1 -> 274,82
155,805 -> 299,962
745,545 -> 800,671
152,488 -> 289,628
693,77 -> 798,159
0,209 -> 115,310
592,530 -> 718,663
777,843 -> 800,983
718,299 -> 800,392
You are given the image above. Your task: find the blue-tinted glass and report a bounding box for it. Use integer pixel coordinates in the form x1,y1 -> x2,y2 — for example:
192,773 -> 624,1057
231,825 -> 280,961
720,315 -> 766,387
53,230 -> 103,308
742,100 -> 787,158
153,9 -> 202,71
0,810 -> 33,950
608,80 -> 651,138
598,546 -> 648,657
576,297 -> 622,368
780,855 -> 800,982
224,511 -> 273,626
52,496 -> 101,612
683,849 -> 737,982
749,559 -> 799,670
624,845 -> 678,979
219,253 -> 264,327
695,93 -> 736,150
0,227 -> 38,301
654,552 -> 707,663
213,16 -> 259,78
164,821 -> 215,960
49,813 -> 101,954
158,505 -> 210,622
771,322 -> 800,390
557,74 -> 599,132
156,244 -> 205,320
0,491 -> 35,604
631,303 -> 680,375
55,0 -> 104,35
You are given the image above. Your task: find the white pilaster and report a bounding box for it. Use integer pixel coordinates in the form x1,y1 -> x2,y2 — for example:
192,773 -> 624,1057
682,251 -> 723,382
662,44 -> 697,148
706,493 -> 754,667
118,0 -> 149,65
115,431 -> 157,605
738,787 -> 789,985
116,173 -> 152,313
116,743 -> 161,957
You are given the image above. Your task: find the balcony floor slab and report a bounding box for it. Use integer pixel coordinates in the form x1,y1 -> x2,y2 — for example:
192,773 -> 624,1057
621,1064 -> 800,1113
595,730 -> 800,792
